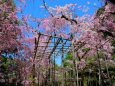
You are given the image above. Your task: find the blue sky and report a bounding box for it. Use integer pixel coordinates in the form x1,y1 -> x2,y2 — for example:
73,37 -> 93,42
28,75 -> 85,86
14,0 -> 104,29
14,0 -> 104,65
15,0 -> 104,18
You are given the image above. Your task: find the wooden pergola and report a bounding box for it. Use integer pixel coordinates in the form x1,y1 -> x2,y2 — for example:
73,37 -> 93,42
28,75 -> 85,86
32,32 -> 72,86
31,32 -> 114,86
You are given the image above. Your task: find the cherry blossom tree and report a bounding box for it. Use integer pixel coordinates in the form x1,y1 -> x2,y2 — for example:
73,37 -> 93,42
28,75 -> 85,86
0,0 -> 22,54
0,0 -> 115,85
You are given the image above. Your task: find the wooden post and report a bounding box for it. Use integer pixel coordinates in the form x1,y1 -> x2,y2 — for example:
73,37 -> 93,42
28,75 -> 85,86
53,33 -> 56,86
32,33 -> 41,86
96,48 -> 102,86
105,56 -> 112,86
72,43 -> 79,86
61,39 -> 64,86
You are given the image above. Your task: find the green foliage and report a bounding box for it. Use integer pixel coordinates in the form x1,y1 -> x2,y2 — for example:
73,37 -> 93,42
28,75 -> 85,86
112,54 -> 115,60
111,40 -> 115,47
0,56 -> 9,71
112,48 -> 115,54
2,0 -> 7,3
99,52 -> 104,58
1,55 -> 8,63
63,61 -> 70,67
82,48 -> 90,52
1,64 -> 8,70
55,64 -> 60,70
65,53 -> 73,60
96,52 -> 104,59
63,53 -> 73,67
111,40 -> 115,59
86,57 -> 96,64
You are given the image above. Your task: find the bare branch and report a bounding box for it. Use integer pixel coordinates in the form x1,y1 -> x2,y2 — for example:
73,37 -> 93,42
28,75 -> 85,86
42,0 -> 54,17
61,14 -> 77,25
